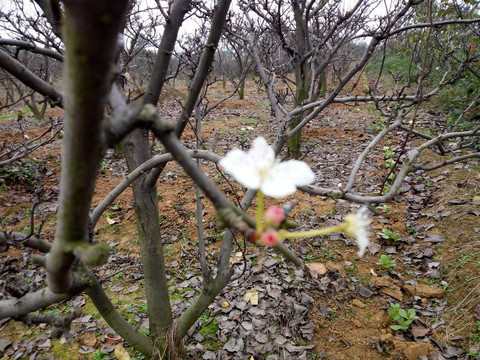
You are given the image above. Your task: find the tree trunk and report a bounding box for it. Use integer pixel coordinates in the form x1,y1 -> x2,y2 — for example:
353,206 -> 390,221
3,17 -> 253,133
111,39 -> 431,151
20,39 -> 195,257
25,94 -> 47,120
120,1 -> 199,355
122,129 -> 173,354
288,62 -> 310,159
238,77 -> 245,100
288,0 -> 310,159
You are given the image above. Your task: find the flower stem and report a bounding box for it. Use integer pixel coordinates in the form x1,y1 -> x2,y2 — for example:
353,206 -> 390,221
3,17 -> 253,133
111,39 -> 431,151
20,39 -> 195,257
256,190 -> 264,234
278,224 -> 344,239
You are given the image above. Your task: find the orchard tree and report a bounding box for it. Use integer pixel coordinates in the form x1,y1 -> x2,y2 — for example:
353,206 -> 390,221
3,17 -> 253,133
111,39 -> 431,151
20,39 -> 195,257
235,0 -> 479,200
240,0 -> 373,157
240,0 -> 480,158
0,0 -> 479,359
0,0 -> 282,358
220,12 -> 254,99
0,1 -> 62,165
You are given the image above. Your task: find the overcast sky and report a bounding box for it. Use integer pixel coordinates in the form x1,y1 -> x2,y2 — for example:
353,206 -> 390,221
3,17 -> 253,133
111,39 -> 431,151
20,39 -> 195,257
0,0 -> 389,41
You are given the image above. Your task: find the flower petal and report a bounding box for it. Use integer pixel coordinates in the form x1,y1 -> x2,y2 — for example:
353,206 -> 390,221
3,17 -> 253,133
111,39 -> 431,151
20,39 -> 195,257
356,228 -> 370,257
219,149 -> 261,189
219,137 -> 314,196
344,207 -> 371,257
249,137 -> 275,169
271,160 -> 315,187
260,176 -> 298,198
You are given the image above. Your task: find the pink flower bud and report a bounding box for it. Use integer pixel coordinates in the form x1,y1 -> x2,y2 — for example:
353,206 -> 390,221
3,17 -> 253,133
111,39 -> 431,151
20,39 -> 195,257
265,205 -> 284,226
261,231 -> 279,247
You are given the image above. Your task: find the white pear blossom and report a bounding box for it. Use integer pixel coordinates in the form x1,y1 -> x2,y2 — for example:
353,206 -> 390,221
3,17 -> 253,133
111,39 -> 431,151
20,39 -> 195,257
219,137 -> 315,198
344,207 -> 371,257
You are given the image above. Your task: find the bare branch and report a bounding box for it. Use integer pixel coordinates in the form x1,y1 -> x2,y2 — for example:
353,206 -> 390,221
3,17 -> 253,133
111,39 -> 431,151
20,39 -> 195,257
0,120 -> 62,166
45,0 -> 130,293
388,18 -> 480,38
32,0 -> 63,39
414,153 -> 480,171
174,0 -> 233,138
0,288 -> 71,319
0,48 -> 62,107
142,0 -> 192,107
0,231 -> 51,253
0,38 -> 63,61
85,272 -> 153,357
301,127 -> 480,204
91,149 -> 221,227
344,113 -> 404,193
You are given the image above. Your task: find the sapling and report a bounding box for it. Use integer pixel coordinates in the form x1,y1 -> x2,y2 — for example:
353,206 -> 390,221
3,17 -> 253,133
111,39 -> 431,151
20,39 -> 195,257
388,303 -> 418,331
376,254 -> 396,270
377,228 -> 402,245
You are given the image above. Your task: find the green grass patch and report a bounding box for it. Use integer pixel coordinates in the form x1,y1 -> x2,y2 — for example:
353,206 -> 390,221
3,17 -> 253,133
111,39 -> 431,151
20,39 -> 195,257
257,101 -> 269,109
243,116 -> 260,125
0,105 -> 43,120
197,314 -> 222,351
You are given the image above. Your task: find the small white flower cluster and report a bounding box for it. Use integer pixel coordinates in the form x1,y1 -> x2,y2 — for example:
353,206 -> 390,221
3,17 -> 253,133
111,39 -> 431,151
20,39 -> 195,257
344,207 -> 371,256
219,137 -> 314,198
220,137 -> 371,256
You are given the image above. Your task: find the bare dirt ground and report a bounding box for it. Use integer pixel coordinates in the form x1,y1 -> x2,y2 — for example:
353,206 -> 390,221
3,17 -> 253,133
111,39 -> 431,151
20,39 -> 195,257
1,80 -> 480,360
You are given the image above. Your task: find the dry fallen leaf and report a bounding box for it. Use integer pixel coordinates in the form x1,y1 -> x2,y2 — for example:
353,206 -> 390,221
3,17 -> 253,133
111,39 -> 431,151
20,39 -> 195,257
229,251 -> 243,264
114,344 -> 131,360
243,288 -> 259,305
221,301 -> 230,308
78,333 -> 97,347
306,262 -> 327,276
410,319 -> 431,337
474,304 -> 480,320
106,217 -> 116,225
368,242 -> 382,255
